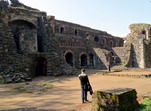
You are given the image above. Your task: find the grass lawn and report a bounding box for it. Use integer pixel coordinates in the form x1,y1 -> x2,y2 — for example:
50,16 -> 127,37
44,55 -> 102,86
136,98 -> 151,111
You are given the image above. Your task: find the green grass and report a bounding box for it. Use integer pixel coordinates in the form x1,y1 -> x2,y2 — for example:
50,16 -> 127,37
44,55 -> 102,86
136,98 -> 151,111
0,79 -> 4,84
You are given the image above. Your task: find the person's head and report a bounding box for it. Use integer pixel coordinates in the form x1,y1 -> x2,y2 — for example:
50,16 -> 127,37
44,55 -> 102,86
81,69 -> 85,73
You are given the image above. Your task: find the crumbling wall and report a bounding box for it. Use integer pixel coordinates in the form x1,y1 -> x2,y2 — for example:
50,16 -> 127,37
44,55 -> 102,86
143,40 -> 151,68
126,39 -> 145,68
91,88 -> 138,111
0,0 -> 78,83
0,17 -> 32,83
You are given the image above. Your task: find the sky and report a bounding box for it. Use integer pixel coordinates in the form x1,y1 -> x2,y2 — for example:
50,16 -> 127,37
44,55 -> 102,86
17,0 -> 151,37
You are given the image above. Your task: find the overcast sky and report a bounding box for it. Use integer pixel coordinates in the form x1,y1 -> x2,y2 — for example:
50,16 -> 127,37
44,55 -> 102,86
18,0 -> 151,37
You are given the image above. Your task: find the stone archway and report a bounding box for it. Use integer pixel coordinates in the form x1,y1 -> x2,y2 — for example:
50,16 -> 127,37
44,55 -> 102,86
34,57 -> 47,77
65,52 -> 73,66
81,54 -> 87,66
9,19 -> 37,53
89,53 -> 94,66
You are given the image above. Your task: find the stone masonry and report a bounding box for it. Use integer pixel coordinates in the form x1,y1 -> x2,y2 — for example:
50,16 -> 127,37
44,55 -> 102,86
1,0 -> 151,82
91,88 -> 138,111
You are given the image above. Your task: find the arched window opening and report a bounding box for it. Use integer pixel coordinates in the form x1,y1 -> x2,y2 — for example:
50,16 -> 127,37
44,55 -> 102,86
81,54 -> 87,66
65,52 -> 74,66
60,27 -> 64,33
142,30 -> 146,35
13,28 -> 21,51
89,54 -> 94,66
75,29 -> 78,35
86,33 -> 89,37
94,36 -> 99,42
102,38 -> 106,45
110,40 -> 113,48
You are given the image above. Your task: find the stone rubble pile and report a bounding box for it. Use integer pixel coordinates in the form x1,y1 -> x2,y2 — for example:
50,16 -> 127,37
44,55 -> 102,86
1,68 -> 31,83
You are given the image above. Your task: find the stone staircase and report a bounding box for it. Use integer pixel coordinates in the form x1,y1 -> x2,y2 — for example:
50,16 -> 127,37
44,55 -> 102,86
93,48 -> 109,69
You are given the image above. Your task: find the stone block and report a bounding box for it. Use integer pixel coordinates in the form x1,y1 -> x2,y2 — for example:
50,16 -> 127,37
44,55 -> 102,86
91,88 -> 138,111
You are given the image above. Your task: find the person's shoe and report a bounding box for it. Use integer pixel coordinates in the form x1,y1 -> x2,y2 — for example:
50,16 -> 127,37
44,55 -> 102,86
82,101 -> 85,103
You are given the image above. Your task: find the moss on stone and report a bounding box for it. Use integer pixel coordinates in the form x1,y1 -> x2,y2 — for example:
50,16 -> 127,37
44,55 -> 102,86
111,94 -> 117,100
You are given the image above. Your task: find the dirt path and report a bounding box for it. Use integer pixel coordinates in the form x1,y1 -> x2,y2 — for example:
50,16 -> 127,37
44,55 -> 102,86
1,69 -> 151,111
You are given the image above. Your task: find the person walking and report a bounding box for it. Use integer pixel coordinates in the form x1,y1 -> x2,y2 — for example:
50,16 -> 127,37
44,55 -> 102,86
78,69 -> 91,103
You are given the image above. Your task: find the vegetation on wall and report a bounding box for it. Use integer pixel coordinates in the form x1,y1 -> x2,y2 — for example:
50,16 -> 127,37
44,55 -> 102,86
129,23 -> 151,33
24,33 -> 33,39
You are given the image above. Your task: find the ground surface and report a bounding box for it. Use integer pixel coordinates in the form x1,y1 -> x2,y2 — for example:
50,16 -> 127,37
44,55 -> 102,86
0,69 -> 151,111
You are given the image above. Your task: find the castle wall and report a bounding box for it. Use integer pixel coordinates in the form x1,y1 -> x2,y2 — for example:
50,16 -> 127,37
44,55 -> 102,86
143,40 -> 151,68
0,0 -> 126,83
53,19 -> 124,69
128,39 -> 145,68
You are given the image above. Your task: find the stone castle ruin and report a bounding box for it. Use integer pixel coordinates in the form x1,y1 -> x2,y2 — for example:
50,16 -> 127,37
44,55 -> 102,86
0,0 -> 151,83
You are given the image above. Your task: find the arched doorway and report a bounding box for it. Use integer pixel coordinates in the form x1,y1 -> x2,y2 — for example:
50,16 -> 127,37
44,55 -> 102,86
65,52 -> 73,66
110,40 -> 113,48
81,54 -> 87,66
34,57 -> 47,77
89,54 -> 94,66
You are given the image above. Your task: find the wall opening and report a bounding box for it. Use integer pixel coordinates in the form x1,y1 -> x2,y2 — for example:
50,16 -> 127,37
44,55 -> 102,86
94,36 -> 99,42
13,28 -> 21,51
110,52 -> 115,65
110,40 -> 113,48
102,38 -> 106,45
65,52 -> 73,66
142,30 -> 146,35
75,29 -> 78,35
9,20 -> 37,53
60,27 -> 64,33
34,57 -> 47,77
89,53 -> 94,66
81,54 -> 87,66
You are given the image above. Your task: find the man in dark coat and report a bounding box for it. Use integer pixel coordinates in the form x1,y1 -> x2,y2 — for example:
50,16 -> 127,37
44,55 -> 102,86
78,69 -> 90,103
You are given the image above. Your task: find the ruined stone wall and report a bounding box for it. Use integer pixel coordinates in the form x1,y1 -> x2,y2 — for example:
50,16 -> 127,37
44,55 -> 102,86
143,40 -> 151,68
128,24 -> 151,40
0,1 -> 79,83
53,19 -> 123,69
0,0 -> 127,83
0,17 -> 33,83
54,20 -> 123,48
126,39 -> 145,68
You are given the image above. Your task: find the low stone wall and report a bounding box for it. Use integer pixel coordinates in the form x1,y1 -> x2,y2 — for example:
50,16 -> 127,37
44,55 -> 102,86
91,88 -> 138,111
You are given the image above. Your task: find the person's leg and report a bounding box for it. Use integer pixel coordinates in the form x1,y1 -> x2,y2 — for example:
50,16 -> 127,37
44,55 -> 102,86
84,90 -> 88,101
81,87 -> 85,103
